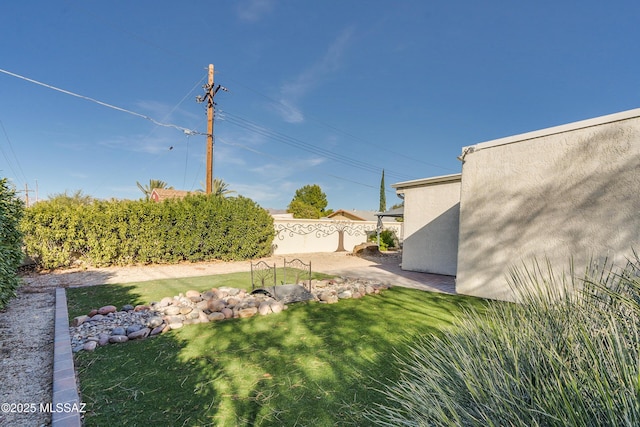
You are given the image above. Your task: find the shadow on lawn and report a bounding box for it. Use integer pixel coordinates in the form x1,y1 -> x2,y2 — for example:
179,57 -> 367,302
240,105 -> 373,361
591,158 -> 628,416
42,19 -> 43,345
176,287 -> 479,426
74,285 -> 484,426
66,283 -> 142,320
75,332 -> 221,426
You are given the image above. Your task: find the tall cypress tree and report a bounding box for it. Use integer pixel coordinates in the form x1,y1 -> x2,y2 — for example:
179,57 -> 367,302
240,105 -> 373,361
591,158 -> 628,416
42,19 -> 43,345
379,169 -> 386,212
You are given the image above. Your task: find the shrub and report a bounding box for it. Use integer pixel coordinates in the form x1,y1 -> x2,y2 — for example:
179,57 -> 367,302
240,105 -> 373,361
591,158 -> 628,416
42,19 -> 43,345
368,229 -> 397,251
369,254 -> 640,426
0,178 -> 24,308
287,184 -> 328,218
21,194 -> 274,269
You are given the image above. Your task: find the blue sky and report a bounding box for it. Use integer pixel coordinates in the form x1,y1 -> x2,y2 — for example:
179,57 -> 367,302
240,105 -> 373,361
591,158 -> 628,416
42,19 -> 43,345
1,1 -> 639,211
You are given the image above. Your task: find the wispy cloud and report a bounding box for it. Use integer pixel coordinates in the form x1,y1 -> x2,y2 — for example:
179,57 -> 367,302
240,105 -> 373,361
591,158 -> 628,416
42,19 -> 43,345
273,27 -> 355,123
237,0 -> 275,22
225,155 -> 327,207
98,133 -> 178,154
231,182 -> 282,204
214,143 -> 248,167
271,100 -> 304,124
249,156 -> 326,180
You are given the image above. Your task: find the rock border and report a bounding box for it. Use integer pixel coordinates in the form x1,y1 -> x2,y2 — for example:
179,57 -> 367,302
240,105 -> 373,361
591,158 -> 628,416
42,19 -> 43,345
70,278 -> 390,352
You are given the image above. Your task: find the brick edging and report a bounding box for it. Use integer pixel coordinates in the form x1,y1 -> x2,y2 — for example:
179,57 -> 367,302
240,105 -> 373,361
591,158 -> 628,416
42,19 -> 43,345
52,288 -> 82,426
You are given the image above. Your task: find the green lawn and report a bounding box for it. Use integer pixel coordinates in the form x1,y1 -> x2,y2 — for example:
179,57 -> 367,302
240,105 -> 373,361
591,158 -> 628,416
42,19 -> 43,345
69,272 -> 486,426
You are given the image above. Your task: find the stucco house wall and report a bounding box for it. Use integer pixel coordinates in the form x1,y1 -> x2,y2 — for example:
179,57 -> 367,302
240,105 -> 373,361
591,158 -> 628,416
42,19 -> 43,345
393,174 -> 461,276
456,109 -> 640,301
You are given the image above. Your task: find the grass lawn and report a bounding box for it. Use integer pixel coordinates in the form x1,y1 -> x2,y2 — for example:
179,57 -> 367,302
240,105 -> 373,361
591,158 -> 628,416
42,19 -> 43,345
69,272 -> 486,426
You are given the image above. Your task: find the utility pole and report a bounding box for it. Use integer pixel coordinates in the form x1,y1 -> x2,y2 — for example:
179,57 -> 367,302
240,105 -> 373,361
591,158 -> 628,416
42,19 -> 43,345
196,64 -> 227,194
205,64 -> 214,194
23,183 -> 33,207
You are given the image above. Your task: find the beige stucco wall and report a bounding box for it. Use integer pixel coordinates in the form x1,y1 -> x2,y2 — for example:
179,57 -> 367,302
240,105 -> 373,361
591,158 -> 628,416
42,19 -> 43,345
456,109 -> 640,301
272,219 -> 403,255
393,174 -> 461,276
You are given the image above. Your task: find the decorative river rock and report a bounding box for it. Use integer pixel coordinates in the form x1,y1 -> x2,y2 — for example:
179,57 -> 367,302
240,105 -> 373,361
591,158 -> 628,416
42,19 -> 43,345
70,277 -> 389,352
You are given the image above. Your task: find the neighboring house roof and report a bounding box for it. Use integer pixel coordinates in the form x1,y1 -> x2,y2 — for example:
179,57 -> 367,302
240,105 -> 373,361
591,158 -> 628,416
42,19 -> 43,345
150,188 -> 191,202
327,209 -> 397,222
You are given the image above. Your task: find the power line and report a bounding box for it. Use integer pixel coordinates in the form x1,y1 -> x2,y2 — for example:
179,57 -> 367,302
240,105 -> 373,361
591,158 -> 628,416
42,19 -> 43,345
0,68 -> 205,136
183,135 -> 190,188
87,75 -> 207,196
326,174 -> 376,189
0,120 -> 28,186
219,72 -> 457,173
65,6 -> 455,174
308,118 -> 457,173
218,136 -> 380,189
218,109 -> 417,181
217,136 -> 280,161
0,65 -> 430,201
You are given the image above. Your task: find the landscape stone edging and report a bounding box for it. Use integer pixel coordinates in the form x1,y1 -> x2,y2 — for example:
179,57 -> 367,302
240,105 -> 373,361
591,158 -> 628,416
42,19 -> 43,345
70,278 -> 391,352
52,288 -> 82,427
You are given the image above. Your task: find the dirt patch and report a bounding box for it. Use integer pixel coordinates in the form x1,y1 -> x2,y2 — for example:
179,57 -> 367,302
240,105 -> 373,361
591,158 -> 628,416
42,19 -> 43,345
0,289 -> 55,427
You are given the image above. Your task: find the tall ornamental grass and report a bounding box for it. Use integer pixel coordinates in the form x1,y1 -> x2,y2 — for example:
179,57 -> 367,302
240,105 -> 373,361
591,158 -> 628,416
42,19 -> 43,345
370,253 -> 640,426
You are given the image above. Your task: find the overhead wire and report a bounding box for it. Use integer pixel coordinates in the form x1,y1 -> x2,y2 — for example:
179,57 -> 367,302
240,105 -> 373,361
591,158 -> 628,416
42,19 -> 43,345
84,74 -> 207,196
326,174 -> 376,189
0,65 -> 415,199
0,67 -> 209,195
216,77 -> 459,178
217,136 -> 280,161
217,136 -> 381,189
307,119 -> 457,173
0,120 -> 28,187
2,7 -> 451,202
66,4 -> 455,176
183,135 -> 189,189
218,109 -> 417,181
127,74 -> 206,180
0,68 -> 205,137
62,5 -> 456,188
189,159 -> 204,192
219,72 -> 457,173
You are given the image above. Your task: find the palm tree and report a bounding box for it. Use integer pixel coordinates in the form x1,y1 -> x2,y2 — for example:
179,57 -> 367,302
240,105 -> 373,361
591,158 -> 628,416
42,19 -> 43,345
136,179 -> 172,200
212,178 -> 236,197
198,178 -> 236,197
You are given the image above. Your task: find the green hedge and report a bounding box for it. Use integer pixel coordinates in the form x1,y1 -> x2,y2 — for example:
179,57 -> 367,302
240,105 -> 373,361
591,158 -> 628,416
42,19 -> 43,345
0,178 -> 24,308
21,194 -> 274,269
